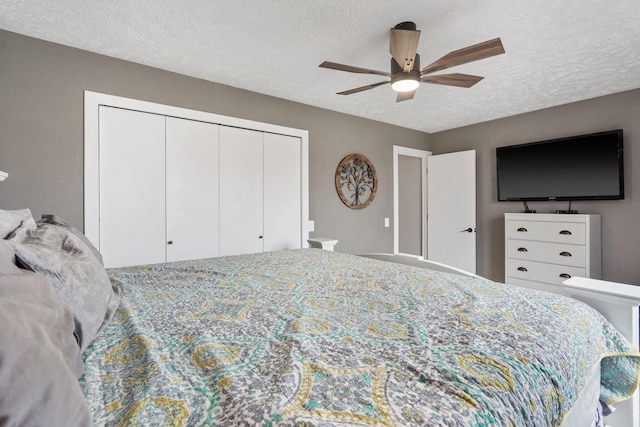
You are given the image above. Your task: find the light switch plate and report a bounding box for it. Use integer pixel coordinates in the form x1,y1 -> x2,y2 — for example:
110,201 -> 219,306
384,218 -> 389,228
308,220 -> 315,232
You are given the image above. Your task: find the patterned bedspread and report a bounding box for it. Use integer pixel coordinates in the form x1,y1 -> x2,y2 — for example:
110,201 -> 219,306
80,249 -> 640,426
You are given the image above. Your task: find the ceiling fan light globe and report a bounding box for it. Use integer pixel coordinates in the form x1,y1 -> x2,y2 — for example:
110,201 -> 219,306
391,79 -> 420,92
390,71 -> 420,92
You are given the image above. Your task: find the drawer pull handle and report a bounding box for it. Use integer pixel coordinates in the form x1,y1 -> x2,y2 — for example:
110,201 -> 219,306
559,251 -> 572,257
559,273 -> 572,279
517,227 -> 528,232
517,267 -> 528,272
517,247 -> 528,252
559,230 -> 572,235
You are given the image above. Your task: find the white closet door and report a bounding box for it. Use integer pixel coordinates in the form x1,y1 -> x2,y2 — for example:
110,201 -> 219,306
99,107 -> 166,268
166,118 -> 220,262
263,133 -> 301,251
219,127 -> 264,256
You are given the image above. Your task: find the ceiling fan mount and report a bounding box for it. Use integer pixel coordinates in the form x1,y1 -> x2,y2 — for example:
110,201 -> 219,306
319,21 -> 505,103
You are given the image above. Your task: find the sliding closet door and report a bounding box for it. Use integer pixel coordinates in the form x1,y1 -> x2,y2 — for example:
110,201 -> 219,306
263,133 -> 301,251
99,107 -> 166,268
166,117 -> 220,262
219,126 -> 264,256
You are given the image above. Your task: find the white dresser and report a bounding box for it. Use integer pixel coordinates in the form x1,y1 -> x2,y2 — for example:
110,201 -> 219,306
504,213 -> 601,294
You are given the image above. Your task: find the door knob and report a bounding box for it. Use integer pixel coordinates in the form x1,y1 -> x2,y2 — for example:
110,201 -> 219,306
167,240 -> 174,245
460,227 -> 475,233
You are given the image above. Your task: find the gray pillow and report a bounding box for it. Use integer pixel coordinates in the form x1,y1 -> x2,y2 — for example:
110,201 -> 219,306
0,240 -> 20,274
37,214 -> 104,266
10,224 -> 119,351
0,269 -> 92,426
0,208 -> 37,240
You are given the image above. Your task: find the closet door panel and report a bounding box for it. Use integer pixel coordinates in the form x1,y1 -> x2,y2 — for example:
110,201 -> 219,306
99,107 -> 166,268
263,133 -> 302,251
166,118 -> 220,262
219,127 -> 264,256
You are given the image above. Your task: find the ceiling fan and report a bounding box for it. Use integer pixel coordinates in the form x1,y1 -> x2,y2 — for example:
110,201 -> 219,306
319,22 -> 505,102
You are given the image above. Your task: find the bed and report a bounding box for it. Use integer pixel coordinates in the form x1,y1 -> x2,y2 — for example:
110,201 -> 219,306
1,210 -> 639,426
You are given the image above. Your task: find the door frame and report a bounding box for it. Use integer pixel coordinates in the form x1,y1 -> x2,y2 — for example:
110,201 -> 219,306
84,91 -> 310,250
393,145 -> 430,256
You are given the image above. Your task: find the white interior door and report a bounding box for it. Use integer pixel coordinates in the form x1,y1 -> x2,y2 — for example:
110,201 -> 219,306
263,133 -> 301,251
99,107 -> 166,268
166,117 -> 220,262
427,150 -> 476,273
219,126 -> 264,256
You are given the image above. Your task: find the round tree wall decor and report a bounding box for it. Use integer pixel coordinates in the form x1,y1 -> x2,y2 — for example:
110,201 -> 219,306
335,153 -> 378,209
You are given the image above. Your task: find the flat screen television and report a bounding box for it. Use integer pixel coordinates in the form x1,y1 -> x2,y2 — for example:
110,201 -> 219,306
496,130 -> 624,202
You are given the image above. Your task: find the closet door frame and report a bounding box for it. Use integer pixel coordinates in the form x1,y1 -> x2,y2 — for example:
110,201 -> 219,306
84,90 -> 310,252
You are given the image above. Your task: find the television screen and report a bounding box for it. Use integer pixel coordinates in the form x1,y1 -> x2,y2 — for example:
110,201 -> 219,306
496,130 -> 624,201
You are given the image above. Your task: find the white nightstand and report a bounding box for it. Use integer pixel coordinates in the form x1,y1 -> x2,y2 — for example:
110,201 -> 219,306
307,238 -> 338,251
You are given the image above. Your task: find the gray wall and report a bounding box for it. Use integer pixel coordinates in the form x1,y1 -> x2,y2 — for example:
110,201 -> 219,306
432,88 -> 640,284
0,29 -> 430,255
398,155 -> 423,256
3,29 -> 638,284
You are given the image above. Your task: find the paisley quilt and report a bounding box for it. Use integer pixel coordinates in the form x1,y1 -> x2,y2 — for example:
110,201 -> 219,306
80,249 -> 640,426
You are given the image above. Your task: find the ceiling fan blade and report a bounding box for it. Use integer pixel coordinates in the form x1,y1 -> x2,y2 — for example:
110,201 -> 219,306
319,61 -> 390,77
421,73 -> 485,88
421,38 -> 505,75
337,81 -> 389,95
396,90 -> 416,103
390,28 -> 421,72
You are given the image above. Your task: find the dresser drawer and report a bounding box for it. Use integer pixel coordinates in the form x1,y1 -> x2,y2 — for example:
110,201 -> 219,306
506,258 -> 586,286
506,240 -> 586,267
506,220 -> 586,244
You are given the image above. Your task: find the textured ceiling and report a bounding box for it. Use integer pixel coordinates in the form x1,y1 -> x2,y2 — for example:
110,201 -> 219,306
1,1 -> 639,133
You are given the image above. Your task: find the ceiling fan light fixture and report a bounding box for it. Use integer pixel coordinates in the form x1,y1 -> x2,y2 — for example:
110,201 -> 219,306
319,22 -> 505,102
391,72 -> 420,92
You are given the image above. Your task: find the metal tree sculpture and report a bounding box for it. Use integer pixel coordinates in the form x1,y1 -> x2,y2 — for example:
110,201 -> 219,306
335,154 -> 378,209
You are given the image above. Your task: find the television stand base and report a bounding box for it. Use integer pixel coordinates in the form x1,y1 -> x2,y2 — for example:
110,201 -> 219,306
522,201 -> 535,214
555,209 -> 579,214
